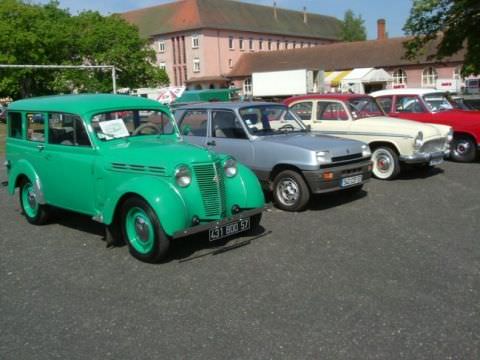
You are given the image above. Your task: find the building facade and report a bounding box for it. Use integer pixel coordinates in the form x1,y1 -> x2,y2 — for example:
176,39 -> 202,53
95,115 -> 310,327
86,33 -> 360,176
228,20 -> 465,95
121,0 -> 342,89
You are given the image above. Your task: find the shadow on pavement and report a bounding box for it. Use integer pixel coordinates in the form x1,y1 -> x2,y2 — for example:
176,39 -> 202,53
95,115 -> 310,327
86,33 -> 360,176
49,207 -> 269,263
397,165 -> 444,180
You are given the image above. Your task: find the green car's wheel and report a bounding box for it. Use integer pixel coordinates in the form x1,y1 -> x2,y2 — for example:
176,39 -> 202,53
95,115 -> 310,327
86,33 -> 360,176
19,179 -> 49,225
121,197 -> 170,263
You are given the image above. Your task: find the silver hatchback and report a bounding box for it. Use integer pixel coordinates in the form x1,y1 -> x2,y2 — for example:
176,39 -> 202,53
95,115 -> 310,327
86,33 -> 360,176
176,102 -> 372,211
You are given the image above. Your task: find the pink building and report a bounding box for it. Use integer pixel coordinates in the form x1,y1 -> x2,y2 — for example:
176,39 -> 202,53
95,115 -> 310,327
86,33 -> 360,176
121,0 -> 342,89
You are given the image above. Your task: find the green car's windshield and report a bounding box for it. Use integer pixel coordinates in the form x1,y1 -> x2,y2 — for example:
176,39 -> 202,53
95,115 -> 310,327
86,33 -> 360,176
423,93 -> 454,112
92,109 -> 175,141
239,105 -> 306,136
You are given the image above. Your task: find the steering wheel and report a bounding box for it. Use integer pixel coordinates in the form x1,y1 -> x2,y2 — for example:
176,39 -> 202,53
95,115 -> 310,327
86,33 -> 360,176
132,123 -> 162,136
278,124 -> 295,131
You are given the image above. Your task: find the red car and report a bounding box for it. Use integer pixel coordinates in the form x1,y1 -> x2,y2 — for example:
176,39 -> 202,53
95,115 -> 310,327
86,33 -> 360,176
372,89 -> 480,162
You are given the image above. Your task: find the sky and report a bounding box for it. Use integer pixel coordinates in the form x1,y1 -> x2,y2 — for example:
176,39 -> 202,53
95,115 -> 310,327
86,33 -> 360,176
35,0 -> 413,39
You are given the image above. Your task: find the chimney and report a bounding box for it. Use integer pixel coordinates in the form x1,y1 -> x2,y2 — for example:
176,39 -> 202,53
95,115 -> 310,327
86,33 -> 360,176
377,19 -> 386,40
273,1 -> 278,20
303,6 -> 308,24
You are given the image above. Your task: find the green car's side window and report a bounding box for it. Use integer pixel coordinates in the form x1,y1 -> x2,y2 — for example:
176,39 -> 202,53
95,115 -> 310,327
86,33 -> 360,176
26,112 -> 45,142
8,112 -> 23,139
48,113 -> 91,147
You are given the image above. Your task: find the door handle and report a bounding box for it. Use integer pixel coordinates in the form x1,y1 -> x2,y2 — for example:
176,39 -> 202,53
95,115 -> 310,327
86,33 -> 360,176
206,140 -> 216,146
37,144 -> 45,151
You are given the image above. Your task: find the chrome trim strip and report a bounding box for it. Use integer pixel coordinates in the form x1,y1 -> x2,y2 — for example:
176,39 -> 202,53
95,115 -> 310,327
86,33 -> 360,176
317,130 -> 413,139
399,150 -> 448,164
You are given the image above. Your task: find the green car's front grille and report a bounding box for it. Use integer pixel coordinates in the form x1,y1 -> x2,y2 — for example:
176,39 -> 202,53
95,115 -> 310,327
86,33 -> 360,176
193,162 -> 226,218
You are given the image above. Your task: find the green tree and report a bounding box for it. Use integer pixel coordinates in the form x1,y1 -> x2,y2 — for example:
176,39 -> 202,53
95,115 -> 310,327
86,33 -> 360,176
403,0 -> 480,76
340,10 -> 367,42
0,0 -> 169,99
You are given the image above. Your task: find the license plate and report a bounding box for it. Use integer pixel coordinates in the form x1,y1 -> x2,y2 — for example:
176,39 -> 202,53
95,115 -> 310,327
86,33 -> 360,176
209,218 -> 250,241
341,175 -> 363,187
429,158 -> 443,166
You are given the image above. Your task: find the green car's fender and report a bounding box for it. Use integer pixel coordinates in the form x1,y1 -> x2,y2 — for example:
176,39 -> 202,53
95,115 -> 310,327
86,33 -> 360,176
102,176 -> 189,237
225,164 -> 265,210
7,160 -> 46,204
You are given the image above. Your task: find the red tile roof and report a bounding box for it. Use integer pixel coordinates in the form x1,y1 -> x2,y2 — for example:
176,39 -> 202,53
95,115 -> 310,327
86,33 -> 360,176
229,36 -> 465,77
121,0 -> 341,40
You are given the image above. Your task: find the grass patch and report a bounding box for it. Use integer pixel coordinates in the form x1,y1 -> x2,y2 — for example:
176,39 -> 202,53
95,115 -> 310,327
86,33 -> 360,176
0,123 -> 5,156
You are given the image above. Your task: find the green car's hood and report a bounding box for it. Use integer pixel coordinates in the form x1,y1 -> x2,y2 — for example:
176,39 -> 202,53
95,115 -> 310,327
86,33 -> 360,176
102,137 -> 220,176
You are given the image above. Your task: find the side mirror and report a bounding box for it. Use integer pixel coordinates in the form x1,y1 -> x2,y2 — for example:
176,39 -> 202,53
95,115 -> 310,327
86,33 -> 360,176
305,124 -> 311,131
351,111 -> 358,120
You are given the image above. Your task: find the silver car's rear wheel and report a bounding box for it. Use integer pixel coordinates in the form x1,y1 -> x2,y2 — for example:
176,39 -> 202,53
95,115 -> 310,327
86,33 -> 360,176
372,146 -> 400,180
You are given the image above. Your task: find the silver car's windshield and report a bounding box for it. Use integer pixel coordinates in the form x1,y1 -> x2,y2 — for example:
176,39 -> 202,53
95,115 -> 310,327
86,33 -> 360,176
423,93 -> 454,112
91,109 -> 175,141
347,97 -> 385,119
239,105 -> 306,136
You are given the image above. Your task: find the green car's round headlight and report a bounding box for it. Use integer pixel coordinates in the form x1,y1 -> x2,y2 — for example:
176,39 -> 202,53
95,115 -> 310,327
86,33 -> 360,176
223,158 -> 238,178
175,165 -> 192,187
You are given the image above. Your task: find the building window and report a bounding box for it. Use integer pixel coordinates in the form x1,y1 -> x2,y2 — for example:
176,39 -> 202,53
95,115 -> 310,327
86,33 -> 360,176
228,59 -> 233,68
193,58 -> 200,73
422,67 -> 437,87
392,68 -> 407,85
292,41 -> 296,48
268,39 -> 272,50
243,78 -> 252,95
239,37 -> 244,50
300,42 -> 304,48
249,38 -> 253,51
276,40 -> 280,50
285,40 -> 289,49
453,66 -> 462,80
229,36 -> 234,50
158,41 -> 165,53
172,37 -> 176,65
259,39 -> 263,50
159,62 -> 166,71
192,34 -> 199,49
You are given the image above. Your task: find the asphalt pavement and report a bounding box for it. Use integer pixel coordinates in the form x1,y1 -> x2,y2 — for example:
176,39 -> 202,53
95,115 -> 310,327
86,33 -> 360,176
1,161 -> 479,359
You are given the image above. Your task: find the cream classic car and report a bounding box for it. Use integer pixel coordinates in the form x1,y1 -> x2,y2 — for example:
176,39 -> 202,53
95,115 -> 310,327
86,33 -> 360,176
284,94 -> 452,180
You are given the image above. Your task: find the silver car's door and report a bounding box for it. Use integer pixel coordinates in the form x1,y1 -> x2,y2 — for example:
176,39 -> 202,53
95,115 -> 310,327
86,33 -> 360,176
177,109 -> 209,147
207,109 -> 254,167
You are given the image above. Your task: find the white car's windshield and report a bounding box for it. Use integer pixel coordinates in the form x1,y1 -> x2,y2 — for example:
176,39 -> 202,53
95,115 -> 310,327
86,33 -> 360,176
423,93 -> 454,112
92,109 -> 175,141
347,97 -> 385,119
239,105 -> 306,136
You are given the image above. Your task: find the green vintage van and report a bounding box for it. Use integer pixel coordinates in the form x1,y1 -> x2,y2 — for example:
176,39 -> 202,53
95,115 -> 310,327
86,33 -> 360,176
5,94 -> 265,262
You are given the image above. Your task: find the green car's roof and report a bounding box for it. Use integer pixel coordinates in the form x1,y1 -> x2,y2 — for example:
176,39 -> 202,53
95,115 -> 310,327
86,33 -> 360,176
8,94 -> 168,116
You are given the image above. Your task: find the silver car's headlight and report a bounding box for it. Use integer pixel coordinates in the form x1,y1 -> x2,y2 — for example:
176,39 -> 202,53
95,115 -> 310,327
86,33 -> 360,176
414,131 -> 424,151
316,150 -> 331,164
175,165 -> 192,187
362,144 -> 371,157
223,158 -> 238,178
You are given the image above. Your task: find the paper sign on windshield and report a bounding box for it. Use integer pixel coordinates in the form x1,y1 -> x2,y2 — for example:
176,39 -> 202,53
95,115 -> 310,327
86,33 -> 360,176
98,119 -> 129,139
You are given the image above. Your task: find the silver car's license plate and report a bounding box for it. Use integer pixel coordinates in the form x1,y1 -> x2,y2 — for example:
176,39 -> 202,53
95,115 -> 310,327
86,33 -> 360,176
341,175 -> 363,187
209,218 -> 250,241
